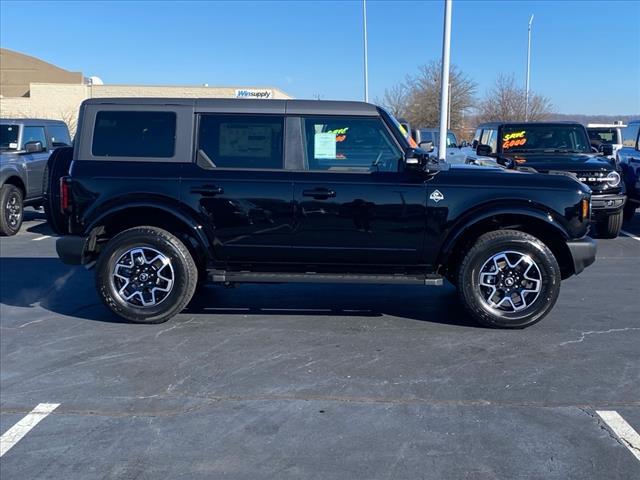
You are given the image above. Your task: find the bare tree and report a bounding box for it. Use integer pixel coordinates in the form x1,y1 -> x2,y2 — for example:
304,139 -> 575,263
377,83 -> 408,118
477,73 -> 553,123
403,60 -> 477,130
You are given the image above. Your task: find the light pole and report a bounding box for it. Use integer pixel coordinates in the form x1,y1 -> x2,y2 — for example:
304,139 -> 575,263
438,0 -> 452,161
363,0 -> 369,102
525,14 -> 534,122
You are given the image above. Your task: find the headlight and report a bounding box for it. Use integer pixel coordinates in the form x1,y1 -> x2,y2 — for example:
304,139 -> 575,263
606,171 -> 620,187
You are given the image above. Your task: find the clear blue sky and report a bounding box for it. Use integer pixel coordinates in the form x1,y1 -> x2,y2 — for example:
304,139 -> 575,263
1,0 -> 639,115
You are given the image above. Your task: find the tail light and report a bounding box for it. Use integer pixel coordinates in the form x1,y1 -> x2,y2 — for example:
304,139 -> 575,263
60,176 -> 71,213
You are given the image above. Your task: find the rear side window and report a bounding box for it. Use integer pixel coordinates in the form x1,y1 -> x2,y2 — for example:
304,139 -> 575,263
48,125 -> 72,147
622,123 -> 640,148
92,111 -> 176,158
303,116 -> 402,172
197,115 -> 284,169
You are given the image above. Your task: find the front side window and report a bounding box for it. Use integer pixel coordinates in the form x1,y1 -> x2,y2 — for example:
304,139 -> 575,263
481,129 -> 498,153
92,111 -> 176,158
303,116 -> 402,173
48,125 -> 72,147
500,125 -> 591,154
22,126 -> 47,149
197,115 -> 284,169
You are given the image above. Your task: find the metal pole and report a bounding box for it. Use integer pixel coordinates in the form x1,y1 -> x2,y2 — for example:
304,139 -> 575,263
438,0 -> 452,161
525,14 -> 534,122
363,0 -> 369,103
447,82 -> 452,130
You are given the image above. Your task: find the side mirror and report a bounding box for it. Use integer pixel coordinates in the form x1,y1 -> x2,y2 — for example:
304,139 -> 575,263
601,144 -> 614,156
471,139 -> 479,149
476,144 -> 493,156
404,148 -> 426,172
497,156 -> 515,169
419,140 -> 434,153
24,141 -> 44,153
459,140 -> 468,148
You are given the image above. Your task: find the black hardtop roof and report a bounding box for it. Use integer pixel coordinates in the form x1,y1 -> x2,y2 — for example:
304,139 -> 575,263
0,118 -> 68,126
81,98 -> 380,116
477,121 -> 584,128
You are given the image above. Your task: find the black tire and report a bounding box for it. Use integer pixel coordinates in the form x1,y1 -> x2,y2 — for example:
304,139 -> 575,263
623,202 -> 637,223
96,226 -> 198,324
596,211 -> 623,239
457,230 -> 561,329
0,184 -> 24,236
43,147 -> 74,235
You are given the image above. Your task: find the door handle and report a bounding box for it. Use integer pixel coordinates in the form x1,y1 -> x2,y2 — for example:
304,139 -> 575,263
191,185 -> 224,196
302,188 -> 336,199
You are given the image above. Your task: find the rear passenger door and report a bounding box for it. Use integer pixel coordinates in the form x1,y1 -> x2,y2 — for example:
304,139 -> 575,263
182,114 -> 294,264
290,116 -> 427,266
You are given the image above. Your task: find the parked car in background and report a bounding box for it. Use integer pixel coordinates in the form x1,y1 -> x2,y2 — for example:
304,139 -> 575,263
587,122 -> 625,159
51,98 -> 596,328
617,119 -> 640,221
411,128 -> 467,164
466,121 -> 626,238
0,119 -> 71,235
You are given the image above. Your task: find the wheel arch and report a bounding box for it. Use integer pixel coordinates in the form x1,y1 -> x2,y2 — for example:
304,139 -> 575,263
2,174 -> 26,197
84,201 -> 213,268
439,206 -> 575,281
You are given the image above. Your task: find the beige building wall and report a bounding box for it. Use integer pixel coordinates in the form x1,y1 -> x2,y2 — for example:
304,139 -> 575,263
1,83 -> 291,136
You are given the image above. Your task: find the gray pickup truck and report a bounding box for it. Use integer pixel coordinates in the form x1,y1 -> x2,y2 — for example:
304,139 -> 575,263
0,119 -> 71,235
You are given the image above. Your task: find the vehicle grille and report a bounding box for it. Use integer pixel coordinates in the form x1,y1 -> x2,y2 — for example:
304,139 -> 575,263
575,171 -> 610,189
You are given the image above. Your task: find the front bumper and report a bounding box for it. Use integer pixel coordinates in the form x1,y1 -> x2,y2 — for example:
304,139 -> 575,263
566,236 -> 597,276
56,235 -> 89,265
591,193 -> 626,214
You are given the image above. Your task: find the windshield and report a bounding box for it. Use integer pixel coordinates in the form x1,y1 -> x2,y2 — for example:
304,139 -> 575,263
0,125 -> 20,150
419,130 -> 457,148
500,125 -> 591,154
587,128 -> 618,145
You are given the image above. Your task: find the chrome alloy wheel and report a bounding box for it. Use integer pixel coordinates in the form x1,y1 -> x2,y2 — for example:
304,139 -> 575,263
478,250 -> 542,312
110,247 -> 174,307
5,193 -> 22,228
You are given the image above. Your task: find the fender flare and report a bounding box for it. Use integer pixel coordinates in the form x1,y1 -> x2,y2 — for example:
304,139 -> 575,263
437,201 -> 570,264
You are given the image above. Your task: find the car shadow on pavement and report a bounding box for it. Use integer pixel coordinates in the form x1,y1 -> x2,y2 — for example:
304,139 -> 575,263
0,257 -> 479,328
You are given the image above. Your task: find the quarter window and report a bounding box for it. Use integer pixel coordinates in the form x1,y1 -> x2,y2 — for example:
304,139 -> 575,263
197,115 -> 284,169
480,129 -> 498,153
303,116 -> 402,172
92,111 -> 176,158
22,126 -> 47,149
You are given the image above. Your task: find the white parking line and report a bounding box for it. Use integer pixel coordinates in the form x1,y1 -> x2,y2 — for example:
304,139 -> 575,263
0,403 -> 60,457
596,410 -> 640,462
620,230 -> 640,242
31,235 -> 52,241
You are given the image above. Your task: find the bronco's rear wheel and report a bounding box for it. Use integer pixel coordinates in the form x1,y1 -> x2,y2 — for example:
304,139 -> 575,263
457,230 -> 561,329
96,226 -> 198,323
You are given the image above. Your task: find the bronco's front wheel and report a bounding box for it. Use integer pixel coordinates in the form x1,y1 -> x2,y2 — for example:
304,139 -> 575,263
96,226 -> 198,323
457,230 -> 561,329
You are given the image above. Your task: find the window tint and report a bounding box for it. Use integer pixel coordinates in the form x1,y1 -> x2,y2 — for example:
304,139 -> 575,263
48,125 -> 71,147
446,132 -> 457,147
92,111 -> 176,158
22,126 -> 47,149
197,115 -> 284,169
622,123 -> 640,147
1,125 -> 19,149
303,116 -> 402,172
419,130 -> 434,143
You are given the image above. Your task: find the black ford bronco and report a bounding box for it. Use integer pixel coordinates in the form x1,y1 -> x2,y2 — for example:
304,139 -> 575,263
50,98 -> 596,328
468,122 -> 626,238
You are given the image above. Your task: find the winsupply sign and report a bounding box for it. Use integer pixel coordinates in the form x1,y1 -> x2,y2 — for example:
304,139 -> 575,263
235,89 -> 273,99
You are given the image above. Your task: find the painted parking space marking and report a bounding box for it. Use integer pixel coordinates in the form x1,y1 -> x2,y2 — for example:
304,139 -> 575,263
0,403 -> 60,458
596,410 -> 640,462
31,235 -> 51,241
620,230 -> 640,243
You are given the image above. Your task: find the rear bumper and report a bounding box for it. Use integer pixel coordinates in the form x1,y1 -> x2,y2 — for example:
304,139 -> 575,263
591,193 -> 626,214
566,236 -> 597,276
56,235 -> 88,265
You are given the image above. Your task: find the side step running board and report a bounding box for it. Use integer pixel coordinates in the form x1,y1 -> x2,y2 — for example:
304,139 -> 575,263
208,270 -> 443,286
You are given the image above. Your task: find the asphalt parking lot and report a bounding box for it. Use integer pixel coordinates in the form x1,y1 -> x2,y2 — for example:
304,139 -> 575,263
1,209 -> 639,479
